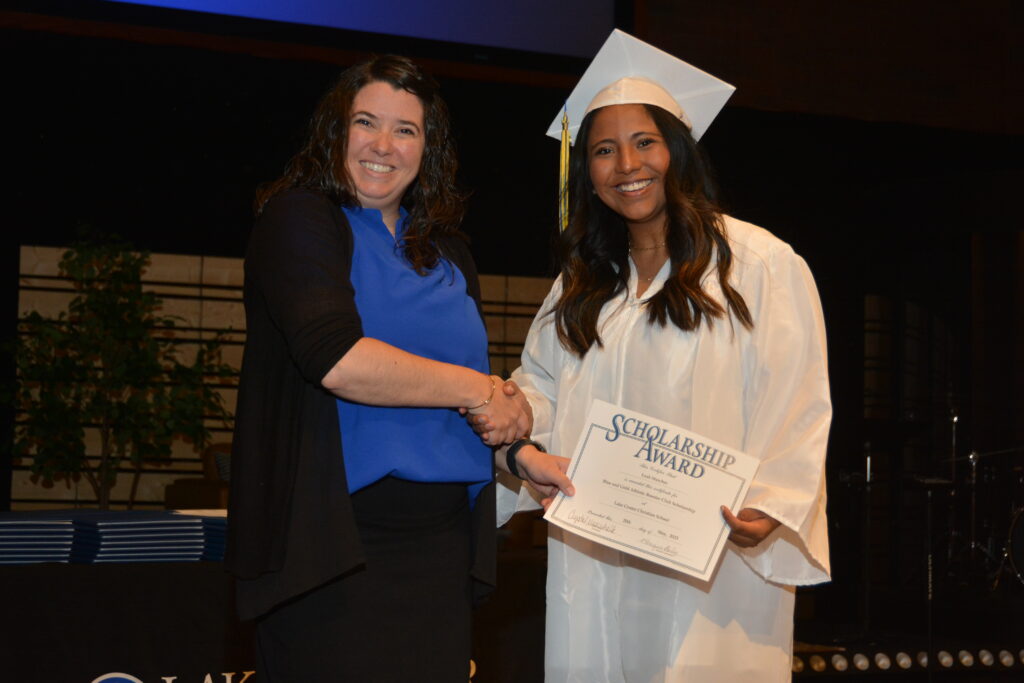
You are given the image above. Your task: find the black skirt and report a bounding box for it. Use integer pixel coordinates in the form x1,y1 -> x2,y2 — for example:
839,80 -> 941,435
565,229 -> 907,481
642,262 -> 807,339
256,477 -> 473,682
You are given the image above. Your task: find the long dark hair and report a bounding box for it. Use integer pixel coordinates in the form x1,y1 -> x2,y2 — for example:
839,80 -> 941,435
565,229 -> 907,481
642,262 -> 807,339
255,55 -> 465,274
553,104 -> 752,356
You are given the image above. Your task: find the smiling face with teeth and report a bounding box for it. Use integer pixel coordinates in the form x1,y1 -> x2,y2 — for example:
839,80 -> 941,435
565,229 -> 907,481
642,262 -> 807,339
345,80 -> 426,233
586,103 -> 671,236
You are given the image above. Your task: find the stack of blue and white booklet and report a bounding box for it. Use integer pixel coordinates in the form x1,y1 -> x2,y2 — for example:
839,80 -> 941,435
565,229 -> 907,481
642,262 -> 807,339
71,510 -> 206,563
0,509 -> 227,564
193,511 -> 227,561
0,511 -> 75,564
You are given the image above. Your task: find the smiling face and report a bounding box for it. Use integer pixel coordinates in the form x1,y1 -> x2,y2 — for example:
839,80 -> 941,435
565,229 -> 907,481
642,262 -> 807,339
345,80 -> 426,228
586,103 -> 671,234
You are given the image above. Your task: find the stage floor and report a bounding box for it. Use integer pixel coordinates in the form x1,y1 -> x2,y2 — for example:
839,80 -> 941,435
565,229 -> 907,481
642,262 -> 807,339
473,514 -> 1024,682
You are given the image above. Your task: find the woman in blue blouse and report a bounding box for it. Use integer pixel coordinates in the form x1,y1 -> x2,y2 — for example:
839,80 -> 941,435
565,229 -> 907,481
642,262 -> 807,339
226,55 -> 530,682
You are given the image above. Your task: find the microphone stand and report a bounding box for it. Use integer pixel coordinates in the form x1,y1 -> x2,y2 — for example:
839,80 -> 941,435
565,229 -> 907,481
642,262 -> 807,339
927,485 -> 935,683
904,473 -> 953,683
860,441 -> 872,636
946,408 -> 959,572
969,451 -> 980,575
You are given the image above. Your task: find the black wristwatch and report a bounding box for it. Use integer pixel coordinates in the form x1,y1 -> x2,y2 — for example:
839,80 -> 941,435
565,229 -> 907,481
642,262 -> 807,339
506,438 -> 546,479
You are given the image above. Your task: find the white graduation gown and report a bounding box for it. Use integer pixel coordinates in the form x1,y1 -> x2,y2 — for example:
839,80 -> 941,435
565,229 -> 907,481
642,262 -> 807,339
497,216 -> 832,682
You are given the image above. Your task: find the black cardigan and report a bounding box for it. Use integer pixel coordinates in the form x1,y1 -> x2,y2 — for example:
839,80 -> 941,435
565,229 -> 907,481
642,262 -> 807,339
225,189 -> 496,620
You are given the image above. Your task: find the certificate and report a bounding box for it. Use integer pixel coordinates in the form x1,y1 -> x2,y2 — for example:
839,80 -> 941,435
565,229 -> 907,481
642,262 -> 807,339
544,399 -> 758,581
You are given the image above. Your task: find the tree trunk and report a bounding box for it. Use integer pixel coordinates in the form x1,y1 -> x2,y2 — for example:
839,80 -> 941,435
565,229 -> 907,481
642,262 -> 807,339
128,460 -> 142,510
97,421 -> 112,510
83,468 -> 101,508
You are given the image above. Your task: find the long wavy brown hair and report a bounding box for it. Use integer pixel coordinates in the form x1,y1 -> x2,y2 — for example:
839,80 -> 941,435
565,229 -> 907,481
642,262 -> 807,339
255,55 -> 466,274
553,104 -> 753,356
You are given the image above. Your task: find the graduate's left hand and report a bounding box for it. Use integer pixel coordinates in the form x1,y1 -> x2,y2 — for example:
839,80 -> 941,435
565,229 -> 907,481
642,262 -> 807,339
516,446 -> 574,509
721,507 -> 780,547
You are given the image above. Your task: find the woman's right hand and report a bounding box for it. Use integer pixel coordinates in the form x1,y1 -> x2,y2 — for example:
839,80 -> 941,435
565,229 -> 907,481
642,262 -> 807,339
468,376 -> 532,446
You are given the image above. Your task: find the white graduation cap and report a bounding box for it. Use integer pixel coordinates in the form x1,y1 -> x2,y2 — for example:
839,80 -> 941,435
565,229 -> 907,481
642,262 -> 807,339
546,29 -> 735,144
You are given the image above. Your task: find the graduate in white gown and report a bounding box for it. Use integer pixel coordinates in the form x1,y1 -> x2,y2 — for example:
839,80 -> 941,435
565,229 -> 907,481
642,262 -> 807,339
482,30 -> 832,683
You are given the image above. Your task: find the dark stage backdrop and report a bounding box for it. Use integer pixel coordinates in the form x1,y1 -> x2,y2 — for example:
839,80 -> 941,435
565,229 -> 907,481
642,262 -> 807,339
4,7 -> 1023,634
102,0 -> 616,58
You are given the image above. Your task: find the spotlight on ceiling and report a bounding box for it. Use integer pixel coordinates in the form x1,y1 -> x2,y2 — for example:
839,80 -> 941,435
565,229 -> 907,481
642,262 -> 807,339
830,654 -> 848,672
916,651 -> 929,668
809,655 -> 826,673
999,650 -> 1014,667
874,653 -> 891,670
895,652 -> 912,670
938,650 -> 954,668
978,649 -> 994,667
853,653 -> 870,671
958,650 -> 974,667
791,656 -> 804,674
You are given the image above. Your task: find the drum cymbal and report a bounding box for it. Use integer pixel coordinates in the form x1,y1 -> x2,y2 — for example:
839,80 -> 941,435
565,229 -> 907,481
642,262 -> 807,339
944,446 -> 1024,462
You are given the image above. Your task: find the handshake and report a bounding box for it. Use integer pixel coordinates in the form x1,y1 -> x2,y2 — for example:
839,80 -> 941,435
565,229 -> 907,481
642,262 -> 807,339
462,376 -> 533,447
463,377 -> 574,506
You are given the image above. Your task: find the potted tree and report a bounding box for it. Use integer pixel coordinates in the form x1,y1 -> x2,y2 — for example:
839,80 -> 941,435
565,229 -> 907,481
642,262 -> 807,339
9,237 -> 234,509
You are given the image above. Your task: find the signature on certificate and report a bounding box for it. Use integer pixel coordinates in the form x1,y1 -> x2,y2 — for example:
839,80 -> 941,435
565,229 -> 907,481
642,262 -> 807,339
568,509 -> 618,534
641,537 -> 680,557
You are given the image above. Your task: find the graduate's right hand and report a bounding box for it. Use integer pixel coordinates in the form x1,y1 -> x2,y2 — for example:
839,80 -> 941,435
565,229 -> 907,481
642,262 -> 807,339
465,379 -> 532,445
467,377 -> 532,445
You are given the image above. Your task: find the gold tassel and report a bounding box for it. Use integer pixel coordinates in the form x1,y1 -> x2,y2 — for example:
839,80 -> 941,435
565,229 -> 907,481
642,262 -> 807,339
559,106 -> 570,232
